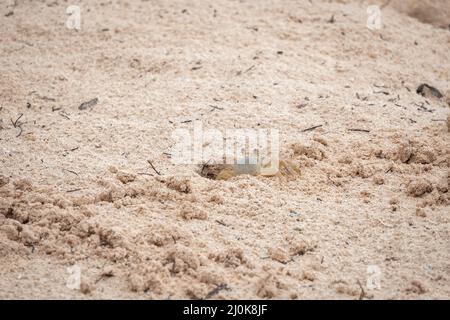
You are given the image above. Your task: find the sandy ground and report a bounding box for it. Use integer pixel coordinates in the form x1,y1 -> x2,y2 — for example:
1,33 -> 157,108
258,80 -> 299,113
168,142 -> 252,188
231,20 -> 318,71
0,0 -> 449,299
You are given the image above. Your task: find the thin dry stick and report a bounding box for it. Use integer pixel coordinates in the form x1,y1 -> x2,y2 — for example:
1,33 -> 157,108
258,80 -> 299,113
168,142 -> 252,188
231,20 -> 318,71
59,111 -> 70,120
204,284 -> 229,300
16,126 -> 23,137
302,125 -> 322,132
11,113 -> 24,137
63,168 -> 79,176
11,113 -> 23,127
348,128 -> 370,133
147,160 -> 161,175
357,280 -> 366,300
215,220 -> 228,227
210,105 -> 224,112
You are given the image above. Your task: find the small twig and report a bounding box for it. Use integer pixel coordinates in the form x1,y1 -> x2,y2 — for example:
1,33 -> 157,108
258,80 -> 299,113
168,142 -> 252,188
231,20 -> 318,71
357,280 -> 366,300
301,125 -> 322,132
63,169 -> 79,176
348,128 -> 370,133
36,94 -> 56,102
11,113 -> 24,137
215,220 -> 228,227
210,105 -> 224,112
16,126 -> 23,137
204,284 -> 230,300
405,118 -> 416,123
59,111 -> 70,120
137,172 -> 153,176
66,188 -> 82,193
236,65 -> 255,76
11,113 -> 23,127
356,93 -> 368,101
95,275 -> 107,284
415,102 -> 433,113
244,65 -> 255,73
147,160 -> 161,175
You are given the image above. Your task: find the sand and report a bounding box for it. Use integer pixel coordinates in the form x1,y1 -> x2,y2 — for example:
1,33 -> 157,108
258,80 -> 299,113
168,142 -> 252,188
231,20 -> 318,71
0,0 -> 449,299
